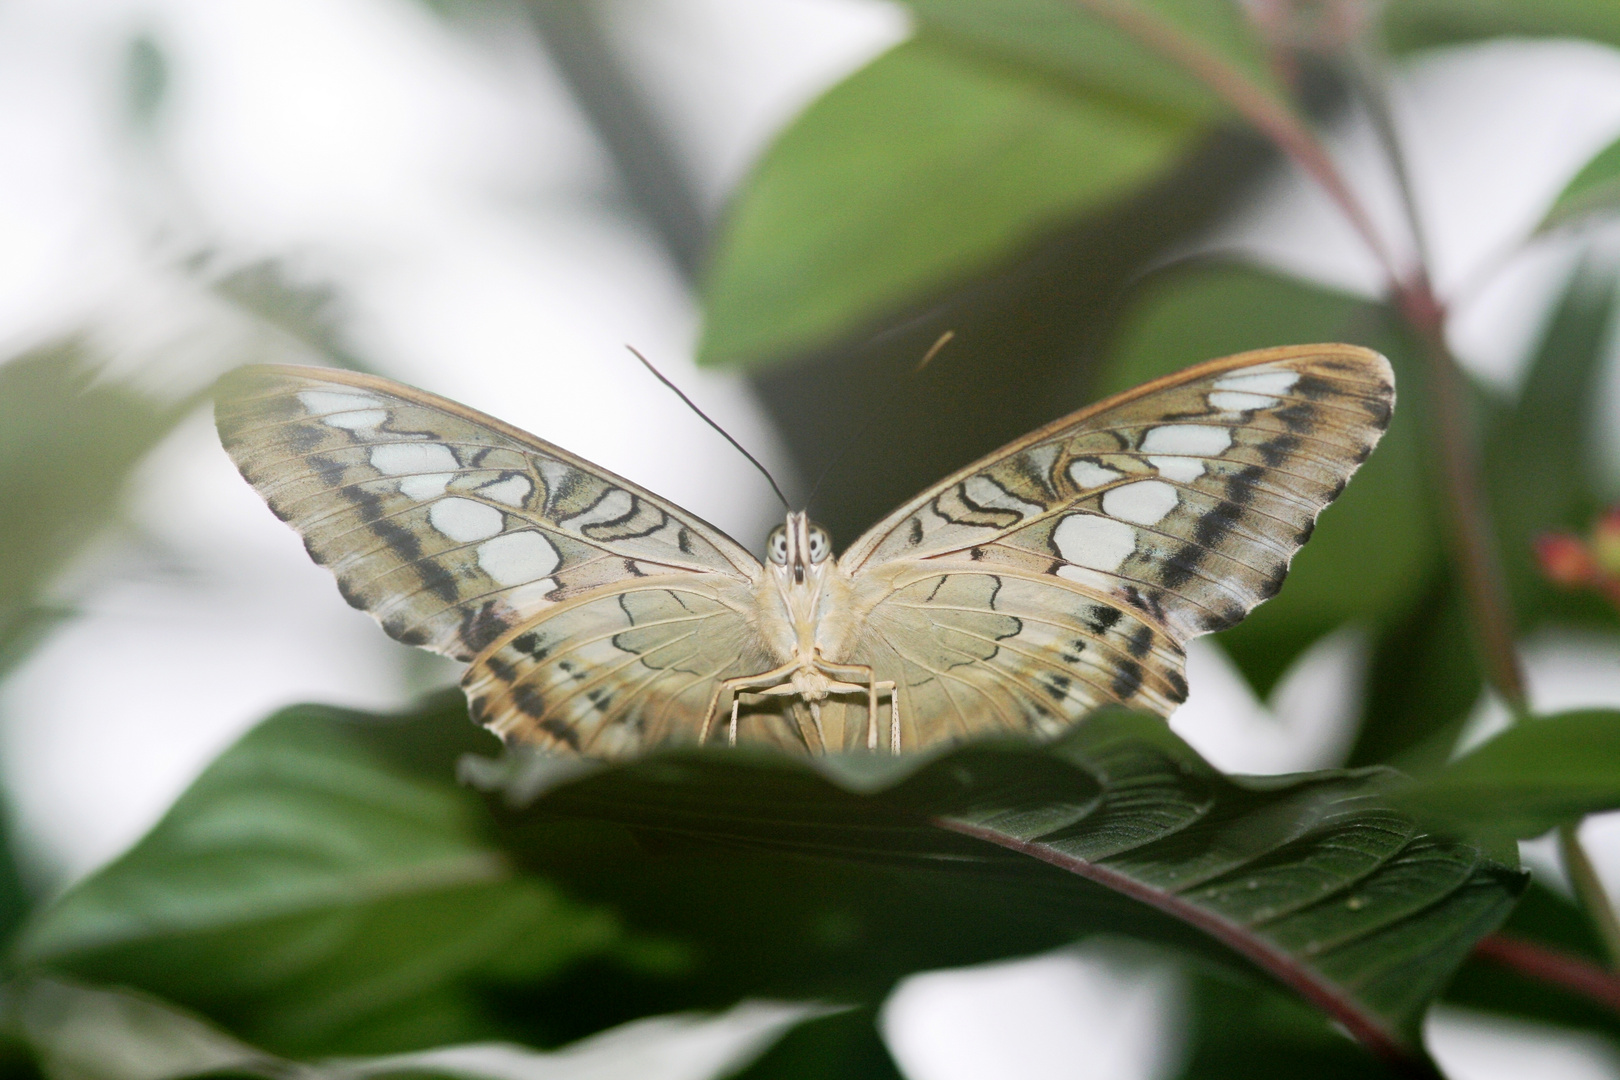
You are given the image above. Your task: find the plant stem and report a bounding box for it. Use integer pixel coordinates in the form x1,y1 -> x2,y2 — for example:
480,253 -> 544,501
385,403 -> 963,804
1475,933 -> 1620,1011
1561,824 -> 1620,970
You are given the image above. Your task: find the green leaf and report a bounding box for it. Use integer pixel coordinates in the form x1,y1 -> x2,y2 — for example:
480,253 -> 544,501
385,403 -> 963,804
13,708 -> 636,1058
1398,710 -> 1620,839
903,0 -> 1285,119
10,976 -> 827,1080
1537,136 -> 1620,234
1383,0 -> 1620,55
1098,263 -> 1443,695
494,707 -> 1523,1058
698,37 -> 1199,367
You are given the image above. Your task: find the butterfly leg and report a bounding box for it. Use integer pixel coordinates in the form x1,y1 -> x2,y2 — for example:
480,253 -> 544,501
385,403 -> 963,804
701,662 -> 801,746
874,681 -> 899,752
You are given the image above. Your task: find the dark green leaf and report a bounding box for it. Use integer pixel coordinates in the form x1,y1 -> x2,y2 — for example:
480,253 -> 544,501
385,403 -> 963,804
903,0 -> 1285,119
1398,710 -> 1620,839
496,707 -> 1522,1058
1383,0 -> 1620,55
1537,136 -> 1620,234
1098,263 -> 1443,695
698,37 -> 1199,368
13,708 -> 638,1058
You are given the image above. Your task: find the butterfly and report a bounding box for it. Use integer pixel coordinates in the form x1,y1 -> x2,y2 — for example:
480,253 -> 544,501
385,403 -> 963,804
215,344 -> 1392,759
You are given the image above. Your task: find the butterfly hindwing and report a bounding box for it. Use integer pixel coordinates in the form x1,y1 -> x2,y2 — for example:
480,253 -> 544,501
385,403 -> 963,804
215,366 -> 761,666
841,345 -> 1394,739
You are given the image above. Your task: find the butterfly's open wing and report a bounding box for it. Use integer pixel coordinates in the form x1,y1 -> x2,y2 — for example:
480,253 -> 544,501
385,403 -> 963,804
837,344 -> 1394,749
217,365 -> 773,756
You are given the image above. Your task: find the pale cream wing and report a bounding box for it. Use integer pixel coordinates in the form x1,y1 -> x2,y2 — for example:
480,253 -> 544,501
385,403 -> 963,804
460,576 -> 829,757
215,366 -> 769,757
839,345 -> 1394,748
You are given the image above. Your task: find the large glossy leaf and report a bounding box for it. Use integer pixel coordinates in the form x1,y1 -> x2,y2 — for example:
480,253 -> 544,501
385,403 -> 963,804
488,706 -> 1522,1064
9,975 -> 824,1080
697,37 -> 1198,368
902,0 -> 1284,119
1097,263 -> 1443,695
11,709 -> 644,1058
1397,711 -> 1620,839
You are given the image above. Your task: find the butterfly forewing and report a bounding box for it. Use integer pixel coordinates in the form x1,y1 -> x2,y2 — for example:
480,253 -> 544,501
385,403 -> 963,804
842,345 -> 1394,738
215,366 -> 760,666
218,344 -> 1392,759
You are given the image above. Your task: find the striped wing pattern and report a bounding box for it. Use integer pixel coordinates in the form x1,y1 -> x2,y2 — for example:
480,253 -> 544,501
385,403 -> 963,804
214,366 -> 760,671
218,345 -> 1392,759
839,345 -> 1394,747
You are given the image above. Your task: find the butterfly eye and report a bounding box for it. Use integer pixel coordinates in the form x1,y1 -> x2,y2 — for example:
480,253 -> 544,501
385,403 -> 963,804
806,526 -> 831,564
767,526 -> 789,565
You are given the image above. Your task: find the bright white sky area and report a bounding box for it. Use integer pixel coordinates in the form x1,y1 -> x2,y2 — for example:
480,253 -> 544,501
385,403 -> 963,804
2,1 -> 1620,1077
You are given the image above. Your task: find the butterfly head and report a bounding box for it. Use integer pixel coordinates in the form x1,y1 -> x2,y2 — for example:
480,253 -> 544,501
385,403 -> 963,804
767,511 -> 832,586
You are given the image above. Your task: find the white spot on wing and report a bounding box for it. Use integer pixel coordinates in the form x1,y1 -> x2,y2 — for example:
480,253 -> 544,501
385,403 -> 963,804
1052,513 -> 1136,572
1209,390 -> 1278,411
371,442 -> 458,475
1149,456 -> 1205,482
298,390 -> 385,414
477,531 -> 560,585
1102,480 -> 1179,526
478,474 -> 532,507
322,409 -> 386,430
399,473 -> 453,499
1141,424 -> 1232,456
430,497 -> 503,542
1069,460 -> 1123,489
1214,367 -> 1300,395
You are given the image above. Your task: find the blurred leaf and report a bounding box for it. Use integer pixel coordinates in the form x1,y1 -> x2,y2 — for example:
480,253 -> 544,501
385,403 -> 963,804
1348,571 -> 1481,773
1537,136 -> 1620,234
1179,971 -> 1396,1079
1098,263 -> 1442,695
0,343 -> 184,680
1383,0 -> 1620,54
13,708 -> 638,1058
1484,259 -> 1617,630
698,37 -> 1200,368
729,1008 -> 900,1080
10,976 -> 825,1080
492,706 -> 1522,1059
903,0 -> 1285,119
11,977 -> 278,1080
1397,710 -> 1620,839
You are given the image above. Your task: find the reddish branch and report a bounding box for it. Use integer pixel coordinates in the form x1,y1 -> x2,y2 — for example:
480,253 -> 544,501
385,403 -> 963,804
1475,934 -> 1620,1014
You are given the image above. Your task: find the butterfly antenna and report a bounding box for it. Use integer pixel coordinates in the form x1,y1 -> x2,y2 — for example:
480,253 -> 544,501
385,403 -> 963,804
805,330 -> 954,512
625,345 -> 790,510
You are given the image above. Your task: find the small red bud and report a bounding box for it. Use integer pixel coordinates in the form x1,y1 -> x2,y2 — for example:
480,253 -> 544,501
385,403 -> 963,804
1536,532 -> 1600,587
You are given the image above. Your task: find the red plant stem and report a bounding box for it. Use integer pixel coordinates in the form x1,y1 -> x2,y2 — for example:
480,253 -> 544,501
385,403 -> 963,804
1069,0 -> 1403,284
1475,934 -> 1620,1013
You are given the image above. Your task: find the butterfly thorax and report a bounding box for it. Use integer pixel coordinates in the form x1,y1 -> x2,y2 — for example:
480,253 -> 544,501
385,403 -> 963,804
757,512 -> 859,692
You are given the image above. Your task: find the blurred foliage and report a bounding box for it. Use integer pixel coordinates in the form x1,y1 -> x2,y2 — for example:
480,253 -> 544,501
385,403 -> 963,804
8,0 -> 1620,1075
699,37 -> 1200,368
